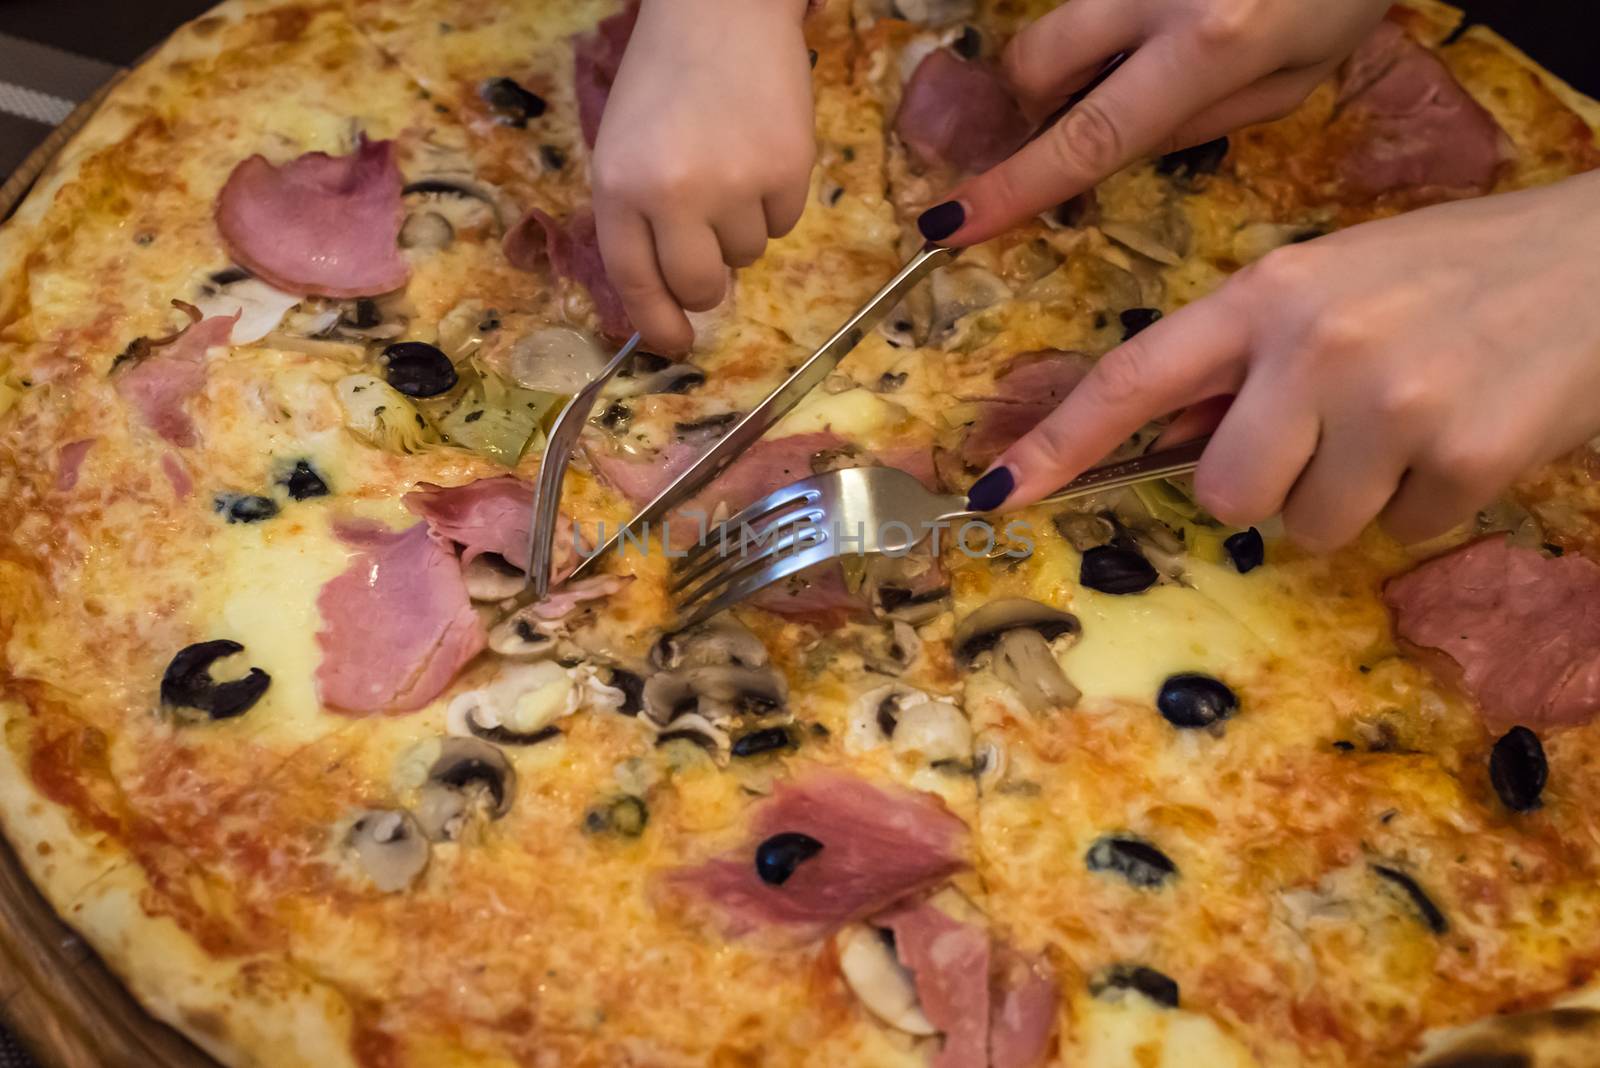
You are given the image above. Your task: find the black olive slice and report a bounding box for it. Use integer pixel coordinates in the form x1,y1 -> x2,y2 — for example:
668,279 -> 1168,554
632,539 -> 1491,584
480,77 -> 547,127
161,640 -> 271,720
730,726 -> 795,758
952,26 -> 982,59
209,266 -> 252,286
214,494 -> 279,524
1080,545 -> 1158,594
282,460 -> 330,500
1372,865 -> 1448,934
584,795 -> 648,837
1156,674 -> 1238,729
1224,527 -> 1264,573
756,832 -> 824,886
1489,725 -> 1547,812
1118,307 -> 1163,340
1085,835 -> 1177,888
1089,964 -> 1180,1008
381,341 -> 458,398
1156,136 -> 1229,178
469,723 -> 561,747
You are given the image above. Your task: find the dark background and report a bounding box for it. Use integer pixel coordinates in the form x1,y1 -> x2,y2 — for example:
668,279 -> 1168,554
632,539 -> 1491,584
1,0 -> 1597,92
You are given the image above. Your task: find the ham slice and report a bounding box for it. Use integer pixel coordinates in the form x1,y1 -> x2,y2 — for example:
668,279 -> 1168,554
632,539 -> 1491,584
959,352 -> 1090,470
1334,20 -> 1504,196
114,314 -> 238,447
671,771 -> 968,938
522,573 -> 631,621
161,454 -> 193,499
573,2 -> 639,148
1385,537 -> 1600,731
54,439 -> 94,492
875,901 -> 991,1068
896,49 -> 1031,174
503,208 -> 632,339
989,946 -> 1058,1068
316,520 -> 486,715
403,476 -> 537,565
215,137 -> 408,298
587,431 -> 846,548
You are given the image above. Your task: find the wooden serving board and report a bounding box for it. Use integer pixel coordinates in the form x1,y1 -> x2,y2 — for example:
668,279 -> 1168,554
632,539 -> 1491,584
0,81 -> 220,1068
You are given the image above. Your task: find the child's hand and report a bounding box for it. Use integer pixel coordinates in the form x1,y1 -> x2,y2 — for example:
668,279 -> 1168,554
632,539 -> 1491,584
973,172 -> 1600,550
593,0 -> 815,352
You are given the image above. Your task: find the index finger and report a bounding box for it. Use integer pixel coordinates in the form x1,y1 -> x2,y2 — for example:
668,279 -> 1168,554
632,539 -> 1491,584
982,294 -> 1253,508
929,40 -> 1251,246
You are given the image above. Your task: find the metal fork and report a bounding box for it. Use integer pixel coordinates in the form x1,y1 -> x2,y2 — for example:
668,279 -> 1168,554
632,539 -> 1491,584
520,331 -> 641,605
669,437 -> 1208,626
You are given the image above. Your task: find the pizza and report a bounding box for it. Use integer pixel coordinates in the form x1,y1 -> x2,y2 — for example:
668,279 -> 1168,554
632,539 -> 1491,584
1,0 -> 1600,1066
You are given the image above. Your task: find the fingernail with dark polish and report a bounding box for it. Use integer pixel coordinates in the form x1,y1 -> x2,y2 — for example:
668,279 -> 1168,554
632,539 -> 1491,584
917,200 -> 965,242
966,466 -> 1014,512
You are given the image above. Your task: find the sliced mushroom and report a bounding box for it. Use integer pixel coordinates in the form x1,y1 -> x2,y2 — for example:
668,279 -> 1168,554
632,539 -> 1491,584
650,617 -> 769,671
862,619 -> 922,676
1099,221 -> 1186,267
504,326 -> 608,394
192,275 -> 301,345
891,697 -> 972,763
436,300 -> 502,361
929,264 -> 1011,344
955,599 -> 1082,713
641,665 -> 787,727
345,809 -> 429,893
1053,511 -> 1116,552
973,730 -> 1007,791
862,554 -> 950,625
401,176 -> 507,238
463,552 -> 526,602
993,629 -> 1081,713
446,661 -> 578,744
849,683 -> 928,753
953,598 -> 1080,665
487,607 -> 561,658
652,712 -> 731,753
604,355 -> 706,399
836,924 -> 937,1036
411,738 -> 517,842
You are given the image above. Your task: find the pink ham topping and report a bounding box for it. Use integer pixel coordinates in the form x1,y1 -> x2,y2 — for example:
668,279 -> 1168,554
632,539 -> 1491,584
403,476 -> 537,565
896,49 -> 1031,174
876,900 -> 991,1068
1335,20 -> 1504,196
215,137 -> 408,298
503,207 -> 632,339
988,946 -> 1058,1068
671,771 -> 968,938
959,351 -> 1090,470
54,439 -> 94,492
573,1 -> 639,148
522,573 -> 631,622
161,454 -> 194,499
316,520 -> 486,715
114,314 -> 238,447
1385,537 -> 1600,731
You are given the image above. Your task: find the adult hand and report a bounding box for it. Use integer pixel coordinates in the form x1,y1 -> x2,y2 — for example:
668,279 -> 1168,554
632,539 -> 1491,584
593,0 -> 816,352
967,172 -> 1600,550
916,0 -> 1392,244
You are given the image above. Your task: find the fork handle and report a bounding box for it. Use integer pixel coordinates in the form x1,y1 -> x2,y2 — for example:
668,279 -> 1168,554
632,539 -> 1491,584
942,437 -> 1208,522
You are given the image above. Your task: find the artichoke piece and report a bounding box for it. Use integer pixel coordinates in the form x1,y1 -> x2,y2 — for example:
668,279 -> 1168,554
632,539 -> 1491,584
336,374 -> 438,454
1132,478 -> 1227,563
433,363 -> 564,467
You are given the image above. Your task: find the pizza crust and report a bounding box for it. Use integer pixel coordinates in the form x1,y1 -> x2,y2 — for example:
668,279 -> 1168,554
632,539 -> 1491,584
0,699 -> 358,1068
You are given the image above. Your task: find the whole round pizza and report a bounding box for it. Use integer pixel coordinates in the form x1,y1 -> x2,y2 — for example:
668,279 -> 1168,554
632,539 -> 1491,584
2,1 -> 1600,1066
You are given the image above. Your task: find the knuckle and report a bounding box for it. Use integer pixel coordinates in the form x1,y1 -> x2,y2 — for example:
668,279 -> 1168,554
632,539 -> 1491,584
1241,245 -> 1318,299
1192,2 -> 1260,50
1428,437 -> 1506,492
1000,32 -> 1047,99
1050,99 -> 1126,180
1302,304 -> 1373,360
1371,375 -> 1437,421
